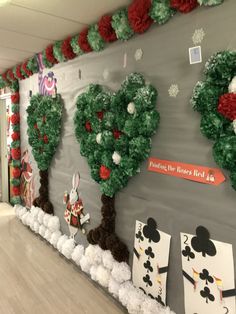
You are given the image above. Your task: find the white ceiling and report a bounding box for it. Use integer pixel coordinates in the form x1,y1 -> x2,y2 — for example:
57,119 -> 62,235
0,0 -> 130,73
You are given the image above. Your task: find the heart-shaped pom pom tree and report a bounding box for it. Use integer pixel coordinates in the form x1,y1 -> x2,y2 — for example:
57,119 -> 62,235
27,94 -> 63,214
74,73 -> 159,262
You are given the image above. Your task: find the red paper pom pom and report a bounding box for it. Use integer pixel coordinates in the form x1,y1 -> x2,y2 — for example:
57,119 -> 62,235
43,135 -> 49,144
7,69 -> 16,81
12,186 -> 21,196
85,121 -> 92,132
11,148 -> 21,160
11,132 -> 20,141
13,167 -> 21,178
45,45 -> 58,65
11,113 -> 20,125
78,28 -> 93,53
11,92 -> 20,104
22,61 -> 33,77
170,0 -> 198,13
98,15 -> 117,42
113,129 -> 122,139
2,72 -> 10,84
100,165 -> 111,180
218,93 -> 236,121
97,111 -> 104,120
34,123 -> 38,129
16,64 -> 25,80
128,0 -> 153,34
61,37 -> 76,60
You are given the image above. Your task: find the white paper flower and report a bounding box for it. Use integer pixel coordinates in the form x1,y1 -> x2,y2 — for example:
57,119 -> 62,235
134,48 -> 143,61
127,102 -> 136,114
228,76 -> 236,93
96,133 -> 102,144
168,84 -> 179,98
112,151 -> 121,165
192,28 -> 205,45
233,120 -> 236,134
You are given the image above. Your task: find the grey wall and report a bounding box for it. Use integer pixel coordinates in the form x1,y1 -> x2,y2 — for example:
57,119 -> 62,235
20,1 -> 236,313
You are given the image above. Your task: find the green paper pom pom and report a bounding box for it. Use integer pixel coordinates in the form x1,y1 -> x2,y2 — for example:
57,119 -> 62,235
12,125 -> 20,132
129,136 -> 151,161
134,85 -> 158,112
87,24 -> 105,52
213,136 -> 236,171
111,9 -> 134,41
10,196 -> 21,205
70,35 -> 84,56
100,131 -> 114,149
123,117 -> 140,137
139,110 -> 160,137
11,104 -> 19,113
27,56 -> 39,73
42,50 -> 53,68
121,73 -> 145,102
149,0 -> 175,25
11,80 -> 19,93
119,156 -> 139,177
12,160 -> 21,167
197,0 -> 224,5
53,41 -> 66,63
0,75 -> 6,89
200,112 -> 226,140
230,171 -> 236,190
11,140 -> 20,148
11,178 -> 20,186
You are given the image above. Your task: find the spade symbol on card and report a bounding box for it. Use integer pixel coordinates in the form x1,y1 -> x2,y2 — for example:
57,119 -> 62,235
200,286 -> 215,304
136,230 -> 144,242
191,226 -> 217,257
144,260 -> 153,273
143,274 -> 153,287
143,218 -> 160,243
145,246 -> 155,259
199,269 -> 214,285
182,245 -> 195,261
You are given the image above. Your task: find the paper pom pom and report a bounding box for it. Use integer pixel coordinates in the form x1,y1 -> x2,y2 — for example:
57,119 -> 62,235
44,229 -> 52,242
102,250 -> 115,270
61,36 -> 76,60
118,281 -> 136,306
11,113 -> 20,125
78,28 -> 93,53
127,102 -> 136,114
127,288 -> 146,314
70,35 -> 84,56
228,76 -> 236,93
108,277 -> 120,298
14,204 -> 22,217
90,265 -> 98,281
43,213 -> 51,227
57,234 -> 69,252
218,93 -> 236,121
85,244 -> 103,265
112,151 -> 121,165
141,297 -> 162,314
39,225 -> 46,237
37,210 -> 45,224
111,9 -> 134,41
96,133 -> 102,144
45,45 -> 58,65
79,255 -> 92,274
170,0 -> 198,13
21,212 -> 29,224
96,265 -> 111,288
111,262 -> 131,284
12,186 -> 20,196
50,230 -> 62,248
100,165 -> 111,180
48,216 -> 60,232
98,15 -> 117,42
71,245 -> 85,265
18,206 -> 27,218
61,238 -> 75,259
30,206 -> 40,221
11,92 -> 20,104
87,24 -> 105,52
213,136 -> 236,170
128,0 -> 153,34
150,0 -> 174,24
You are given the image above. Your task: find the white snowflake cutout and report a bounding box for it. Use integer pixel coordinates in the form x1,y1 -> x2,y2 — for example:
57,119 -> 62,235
134,48 -> 143,61
168,84 -> 179,98
192,28 -> 205,45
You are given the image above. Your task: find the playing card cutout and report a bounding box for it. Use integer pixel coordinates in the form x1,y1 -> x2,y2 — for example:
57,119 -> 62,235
181,228 -> 236,314
132,219 -> 171,306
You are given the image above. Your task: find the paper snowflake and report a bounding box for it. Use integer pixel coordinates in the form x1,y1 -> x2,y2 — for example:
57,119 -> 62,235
168,84 -> 179,97
192,28 -> 205,45
134,48 -> 143,61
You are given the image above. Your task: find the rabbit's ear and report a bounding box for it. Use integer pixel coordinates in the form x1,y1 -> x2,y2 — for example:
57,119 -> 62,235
72,174 -> 76,188
74,172 -> 80,188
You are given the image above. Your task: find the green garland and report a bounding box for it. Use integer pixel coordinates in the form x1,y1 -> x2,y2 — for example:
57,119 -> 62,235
27,94 -> 63,171
87,24 -> 105,52
111,9 -> 134,41
74,73 -> 159,197
27,55 -> 39,74
191,51 -> 236,190
53,41 -> 66,63
70,35 -> 84,56
150,0 -> 175,25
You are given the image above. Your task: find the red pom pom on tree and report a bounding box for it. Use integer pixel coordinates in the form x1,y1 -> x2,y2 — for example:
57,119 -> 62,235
21,61 -> 33,77
128,0 -> 153,34
170,0 -> 198,13
100,165 -> 111,180
11,113 -> 20,125
61,37 -> 76,60
98,15 -> 117,42
13,167 -> 21,178
11,148 -> 21,160
85,121 -> 92,132
218,93 -> 236,121
11,132 -> 20,141
113,129 -> 122,139
15,64 -> 25,80
11,92 -> 20,104
7,69 -> 16,81
12,186 -> 21,196
45,45 -> 58,65
78,28 -> 93,53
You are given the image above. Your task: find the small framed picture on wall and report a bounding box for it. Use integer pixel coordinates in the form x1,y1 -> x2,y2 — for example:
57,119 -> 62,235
189,46 -> 202,65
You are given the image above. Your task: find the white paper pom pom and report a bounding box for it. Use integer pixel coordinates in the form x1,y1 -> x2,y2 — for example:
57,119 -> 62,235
127,288 -> 145,314
233,120 -> 236,135
141,297 -> 162,314
38,210 -> 45,224
48,216 -> 60,233
31,206 -> 40,221
50,230 -> 62,248
90,265 -> 98,281
34,221 -> 40,233
21,212 -> 29,224
18,206 -> 27,218
118,281 -> 135,307
79,255 -> 92,274
29,216 -> 35,231
57,234 -> 69,252
108,277 -> 120,298
127,102 -> 136,114
111,262 -> 131,284
26,213 -> 33,226
14,204 -> 23,217
61,238 -> 75,259
85,244 -> 103,265
71,245 -> 85,265
39,225 -> 46,237
44,229 -> 52,242
102,250 -> 115,270
96,265 -> 111,288
96,133 -> 102,144
43,213 -> 51,227
112,151 -> 121,165
229,76 -> 236,93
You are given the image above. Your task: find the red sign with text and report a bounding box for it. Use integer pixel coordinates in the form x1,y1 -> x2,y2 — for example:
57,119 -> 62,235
148,158 -> 225,186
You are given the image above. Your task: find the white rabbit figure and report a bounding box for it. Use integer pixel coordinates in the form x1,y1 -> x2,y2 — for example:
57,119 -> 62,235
64,172 -> 90,239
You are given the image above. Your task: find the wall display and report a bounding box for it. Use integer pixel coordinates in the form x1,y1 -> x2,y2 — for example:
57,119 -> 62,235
74,72 -> 159,262
63,172 -> 90,239
191,51 -> 236,190
26,94 -> 63,214
148,157 -> 225,185
181,226 -> 235,314
189,46 -> 202,65
132,218 -> 171,306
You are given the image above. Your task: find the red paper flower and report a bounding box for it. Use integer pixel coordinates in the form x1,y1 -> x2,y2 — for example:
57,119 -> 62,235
11,113 -> 20,125
98,15 -> 117,42
218,93 -> 236,121
16,64 -> 25,80
61,37 -> 76,60
43,135 -> 49,144
13,167 -> 21,178
85,121 -> 92,132
11,148 -> 21,160
34,123 -> 38,129
12,186 -> 21,196
97,111 -> 104,120
11,92 -> 20,104
7,69 -> 16,81
22,61 -> 32,77
11,132 -> 20,141
100,165 -> 111,180
128,0 -> 153,34
113,129 -> 122,139
45,45 -> 58,65
78,28 -> 93,53
170,0 -> 198,13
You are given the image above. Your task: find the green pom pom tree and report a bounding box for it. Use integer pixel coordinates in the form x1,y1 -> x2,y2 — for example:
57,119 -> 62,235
74,73 -> 159,262
27,94 -> 63,213
191,51 -> 236,190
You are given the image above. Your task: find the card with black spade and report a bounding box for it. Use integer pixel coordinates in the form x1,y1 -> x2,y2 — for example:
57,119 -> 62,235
132,218 -> 171,305
181,226 -> 235,314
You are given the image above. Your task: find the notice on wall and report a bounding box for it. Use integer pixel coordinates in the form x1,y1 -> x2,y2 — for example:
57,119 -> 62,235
148,158 -> 225,186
